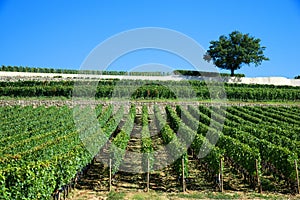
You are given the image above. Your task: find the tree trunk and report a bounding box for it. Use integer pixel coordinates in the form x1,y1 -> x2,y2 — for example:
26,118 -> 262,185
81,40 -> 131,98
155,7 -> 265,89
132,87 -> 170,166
230,68 -> 235,76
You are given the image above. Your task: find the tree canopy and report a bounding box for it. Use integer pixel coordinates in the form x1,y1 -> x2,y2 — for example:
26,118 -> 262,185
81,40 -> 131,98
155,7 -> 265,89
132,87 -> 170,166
205,31 -> 269,76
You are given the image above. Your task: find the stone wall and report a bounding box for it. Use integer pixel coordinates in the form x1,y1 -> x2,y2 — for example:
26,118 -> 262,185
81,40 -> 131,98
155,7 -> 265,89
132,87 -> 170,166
0,100 -> 297,110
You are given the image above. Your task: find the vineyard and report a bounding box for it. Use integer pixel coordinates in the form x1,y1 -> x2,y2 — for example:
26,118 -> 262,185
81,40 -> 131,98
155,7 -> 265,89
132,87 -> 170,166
0,103 -> 299,199
0,80 -> 300,101
0,65 -> 245,77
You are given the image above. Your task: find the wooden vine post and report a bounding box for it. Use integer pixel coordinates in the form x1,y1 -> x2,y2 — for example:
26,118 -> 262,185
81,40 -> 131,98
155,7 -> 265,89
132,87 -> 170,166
182,157 -> 186,192
63,187 -> 67,199
109,158 -> 112,192
220,158 -> 223,193
255,159 -> 262,193
147,158 -> 150,192
295,160 -> 300,194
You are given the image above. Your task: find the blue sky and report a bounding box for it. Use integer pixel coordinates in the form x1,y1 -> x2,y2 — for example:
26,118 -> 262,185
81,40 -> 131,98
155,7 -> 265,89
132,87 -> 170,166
0,0 -> 299,78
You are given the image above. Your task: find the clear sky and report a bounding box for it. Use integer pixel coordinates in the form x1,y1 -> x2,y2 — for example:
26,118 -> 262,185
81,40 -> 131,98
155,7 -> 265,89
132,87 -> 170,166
0,0 -> 300,78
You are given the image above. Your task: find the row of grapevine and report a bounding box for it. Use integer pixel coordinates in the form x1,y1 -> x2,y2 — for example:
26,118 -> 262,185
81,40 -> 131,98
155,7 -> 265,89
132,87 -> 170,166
165,105 -> 222,179
253,106 -> 300,125
0,116 -> 74,156
141,105 -> 154,172
79,105 -> 125,157
176,105 -> 261,185
225,107 -> 300,154
0,106 -> 94,199
153,105 -> 189,178
0,107 -> 66,147
0,78 -> 298,89
0,79 -> 299,101
110,104 -> 136,174
0,104 -> 128,199
0,106 -> 58,139
0,104 -> 299,198
242,107 -> 300,141
192,105 -> 299,185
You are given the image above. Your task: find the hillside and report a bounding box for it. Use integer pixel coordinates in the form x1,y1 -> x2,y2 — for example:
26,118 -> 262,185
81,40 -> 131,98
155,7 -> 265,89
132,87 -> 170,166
0,72 -> 300,199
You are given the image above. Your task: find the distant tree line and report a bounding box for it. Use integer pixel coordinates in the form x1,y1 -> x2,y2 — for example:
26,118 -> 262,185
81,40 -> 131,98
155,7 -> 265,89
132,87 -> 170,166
0,65 -> 79,74
0,65 -> 168,76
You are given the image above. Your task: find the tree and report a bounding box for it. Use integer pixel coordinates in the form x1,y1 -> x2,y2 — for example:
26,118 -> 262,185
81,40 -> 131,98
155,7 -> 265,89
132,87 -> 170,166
204,31 -> 269,76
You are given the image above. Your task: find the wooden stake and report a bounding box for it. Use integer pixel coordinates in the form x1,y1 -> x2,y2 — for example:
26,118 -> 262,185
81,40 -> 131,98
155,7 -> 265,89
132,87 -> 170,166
182,157 -> 186,192
255,159 -> 262,193
109,158 -> 112,192
67,185 -> 69,197
220,158 -> 223,193
147,158 -> 150,192
295,160 -> 300,194
63,187 -> 66,200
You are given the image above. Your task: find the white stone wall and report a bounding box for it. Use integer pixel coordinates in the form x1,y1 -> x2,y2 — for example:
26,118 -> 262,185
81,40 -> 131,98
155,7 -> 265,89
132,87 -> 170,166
226,77 -> 300,86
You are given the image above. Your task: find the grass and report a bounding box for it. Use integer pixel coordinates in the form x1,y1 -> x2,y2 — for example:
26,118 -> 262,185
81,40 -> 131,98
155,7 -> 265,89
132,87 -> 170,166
107,191 -> 126,200
168,191 -> 241,199
67,190 -> 300,200
130,191 -> 166,200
